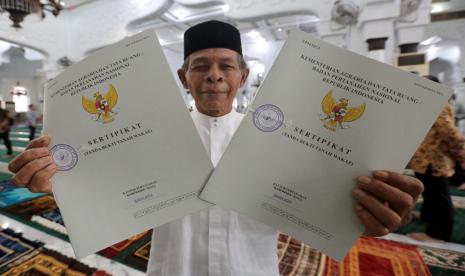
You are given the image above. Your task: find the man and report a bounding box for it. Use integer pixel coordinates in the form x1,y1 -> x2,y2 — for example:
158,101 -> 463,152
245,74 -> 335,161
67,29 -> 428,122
26,104 -> 37,141
8,21 -> 423,275
408,75 -> 464,242
0,103 -> 14,158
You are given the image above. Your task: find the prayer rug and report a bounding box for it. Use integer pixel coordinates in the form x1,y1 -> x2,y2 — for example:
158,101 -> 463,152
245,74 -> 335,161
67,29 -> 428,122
2,247 -> 108,276
114,240 -> 151,272
0,173 -> 12,183
105,230 -> 153,272
0,151 -> 19,162
1,195 -> 151,272
450,186 -> 465,197
10,126 -> 43,132
418,245 -> 465,275
31,215 -> 67,236
0,180 -> 44,208
31,207 -> 67,235
8,133 -> 39,138
133,241 -> 150,262
0,196 -> 69,241
0,228 -> 43,271
1,195 -> 58,221
277,233 -> 324,276
98,231 -> 150,259
322,236 -> 431,276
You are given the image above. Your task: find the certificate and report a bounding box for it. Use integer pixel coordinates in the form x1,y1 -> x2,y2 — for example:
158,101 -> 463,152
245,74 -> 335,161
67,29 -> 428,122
44,30 -> 212,258
200,30 -> 453,260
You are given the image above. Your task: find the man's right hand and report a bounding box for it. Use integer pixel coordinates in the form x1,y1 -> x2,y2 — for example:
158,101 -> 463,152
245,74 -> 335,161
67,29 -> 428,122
8,135 -> 57,193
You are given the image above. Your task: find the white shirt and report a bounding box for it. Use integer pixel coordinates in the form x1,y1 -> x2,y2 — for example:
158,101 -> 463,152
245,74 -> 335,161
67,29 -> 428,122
26,110 -> 37,126
147,109 -> 279,276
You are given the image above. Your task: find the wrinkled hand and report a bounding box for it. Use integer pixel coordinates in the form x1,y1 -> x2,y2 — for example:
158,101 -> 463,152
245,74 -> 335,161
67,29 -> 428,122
352,171 -> 423,236
8,135 -> 56,193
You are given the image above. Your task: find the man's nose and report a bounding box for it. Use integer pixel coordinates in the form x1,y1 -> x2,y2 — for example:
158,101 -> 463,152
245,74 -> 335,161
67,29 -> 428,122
206,65 -> 223,83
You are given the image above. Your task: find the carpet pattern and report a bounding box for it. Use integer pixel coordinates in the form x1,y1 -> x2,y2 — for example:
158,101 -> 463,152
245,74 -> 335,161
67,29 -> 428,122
0,195 -> 151,272
0,228 -> 108,275
277,233 -> 324,276
0,180 -> 44,208
322,236 -> 431,276
418,245 -> 465,275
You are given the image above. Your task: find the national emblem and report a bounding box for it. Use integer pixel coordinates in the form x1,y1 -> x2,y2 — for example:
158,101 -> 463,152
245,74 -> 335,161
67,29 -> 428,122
320,90 -> 365,131
82,84 -> 118,123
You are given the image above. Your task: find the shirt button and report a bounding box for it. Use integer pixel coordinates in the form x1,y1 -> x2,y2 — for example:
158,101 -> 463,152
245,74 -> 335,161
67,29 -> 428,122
214,124 -> 217,127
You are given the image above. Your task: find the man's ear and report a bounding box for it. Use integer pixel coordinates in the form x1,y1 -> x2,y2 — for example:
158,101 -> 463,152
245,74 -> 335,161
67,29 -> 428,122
240,68 -> 250,88
177,69 -> 188,89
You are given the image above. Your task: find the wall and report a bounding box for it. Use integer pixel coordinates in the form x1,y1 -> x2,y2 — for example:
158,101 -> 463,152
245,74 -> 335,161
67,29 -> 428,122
0,48 -> 44,117
423,18 -> 465,86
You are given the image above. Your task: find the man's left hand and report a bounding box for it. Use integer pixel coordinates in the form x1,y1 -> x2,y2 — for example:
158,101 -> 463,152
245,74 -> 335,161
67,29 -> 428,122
352,171 -> 423,236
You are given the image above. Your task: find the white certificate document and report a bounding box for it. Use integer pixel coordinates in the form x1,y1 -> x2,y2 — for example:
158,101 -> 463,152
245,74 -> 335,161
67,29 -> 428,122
200,30 -> 453,261
43,30 -> 212,258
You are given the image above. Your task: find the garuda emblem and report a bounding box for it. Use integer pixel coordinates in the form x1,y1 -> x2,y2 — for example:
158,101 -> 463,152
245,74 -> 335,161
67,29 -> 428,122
320,90 -> 365,131
82,84 -> 118,123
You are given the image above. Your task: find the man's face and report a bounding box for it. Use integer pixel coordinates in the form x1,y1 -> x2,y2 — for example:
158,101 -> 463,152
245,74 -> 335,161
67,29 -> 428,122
178,48 -> 249,117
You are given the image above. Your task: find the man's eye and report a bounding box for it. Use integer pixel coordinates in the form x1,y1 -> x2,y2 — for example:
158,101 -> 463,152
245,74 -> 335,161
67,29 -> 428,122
222,64 -> 235,69
192,65 -> 208,70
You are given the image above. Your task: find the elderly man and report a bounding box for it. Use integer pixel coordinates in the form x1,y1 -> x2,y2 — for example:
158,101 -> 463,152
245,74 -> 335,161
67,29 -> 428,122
8,21 -> 422,276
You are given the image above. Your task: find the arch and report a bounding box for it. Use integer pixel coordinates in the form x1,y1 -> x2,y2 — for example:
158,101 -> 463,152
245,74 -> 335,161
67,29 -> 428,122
0,37 -> 50,59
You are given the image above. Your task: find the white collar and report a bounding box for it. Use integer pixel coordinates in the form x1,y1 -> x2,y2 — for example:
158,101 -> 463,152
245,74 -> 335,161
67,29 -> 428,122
191,108 -> 243,127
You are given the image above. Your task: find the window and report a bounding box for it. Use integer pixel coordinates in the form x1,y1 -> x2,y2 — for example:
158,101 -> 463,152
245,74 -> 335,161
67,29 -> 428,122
11,85 -> 28,112
12,94 -> 29,112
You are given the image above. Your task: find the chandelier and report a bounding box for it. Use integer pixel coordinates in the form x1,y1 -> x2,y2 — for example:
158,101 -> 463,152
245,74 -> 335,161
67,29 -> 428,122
10,82 -> 27,96
0,0 -> 64,28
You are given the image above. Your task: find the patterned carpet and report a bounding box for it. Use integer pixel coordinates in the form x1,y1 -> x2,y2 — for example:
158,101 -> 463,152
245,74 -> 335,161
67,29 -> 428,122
0,228 -> 109,276
277,234 -> 465,276
0,194 -> 151,272
322,236 -> 430,276
418,245 -> 465,276
277,233 -> 324,276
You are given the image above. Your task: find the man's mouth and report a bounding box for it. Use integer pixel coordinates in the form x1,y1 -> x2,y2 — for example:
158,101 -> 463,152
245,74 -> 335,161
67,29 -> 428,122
203,90 -> 228,95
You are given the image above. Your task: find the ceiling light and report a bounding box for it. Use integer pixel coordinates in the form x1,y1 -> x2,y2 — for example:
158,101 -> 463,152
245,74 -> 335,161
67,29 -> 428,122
247,30 -> 260,39
0,0 -> 64,28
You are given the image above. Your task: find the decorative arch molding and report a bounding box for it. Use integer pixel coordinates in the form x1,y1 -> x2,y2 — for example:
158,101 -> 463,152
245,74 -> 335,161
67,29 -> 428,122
84,45 -> 108,57
422,38 -> 463,87
125,0 -> 174,33
222,0 -> 320,21
0,37 -> 49,59
175,0 -> 225,8
429,57 -> 462,87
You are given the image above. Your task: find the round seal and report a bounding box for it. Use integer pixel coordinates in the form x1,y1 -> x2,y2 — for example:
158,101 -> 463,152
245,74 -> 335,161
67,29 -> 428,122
50,144 -> 78,171
253,104 -> 284,132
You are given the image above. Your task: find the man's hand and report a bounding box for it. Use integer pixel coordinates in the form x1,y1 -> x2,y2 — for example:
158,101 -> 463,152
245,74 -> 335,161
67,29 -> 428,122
352,171 -> 423,236
8,135 -> 57,193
